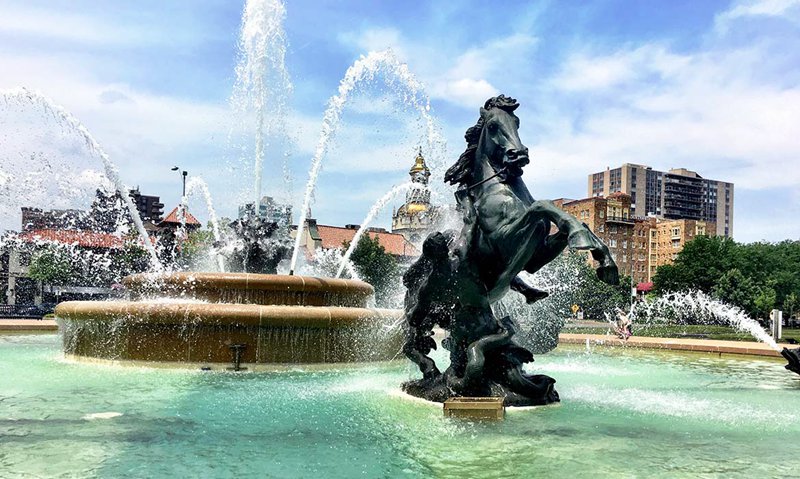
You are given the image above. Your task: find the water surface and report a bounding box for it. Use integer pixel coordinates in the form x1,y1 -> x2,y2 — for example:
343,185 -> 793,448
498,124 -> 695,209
1,334 -> 798,478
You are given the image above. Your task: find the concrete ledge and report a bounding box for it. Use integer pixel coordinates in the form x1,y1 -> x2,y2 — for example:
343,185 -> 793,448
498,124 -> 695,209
559,333 -> 793,358
0,319 -> 58,331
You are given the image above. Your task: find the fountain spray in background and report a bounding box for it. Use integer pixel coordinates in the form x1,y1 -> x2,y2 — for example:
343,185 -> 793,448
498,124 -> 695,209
179,176 -> 225,271
289,49 -> 446,275
335,182 -> 416,278
231,0 -> 292,207
0,88 -> 162,270
629,290 -> 782,351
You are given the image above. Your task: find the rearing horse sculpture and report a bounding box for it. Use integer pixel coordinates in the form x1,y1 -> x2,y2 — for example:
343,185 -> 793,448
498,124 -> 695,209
402,95 -> 619,406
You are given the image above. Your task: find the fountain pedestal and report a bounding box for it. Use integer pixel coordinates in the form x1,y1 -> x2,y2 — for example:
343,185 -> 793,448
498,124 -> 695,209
55,272 -> 402,367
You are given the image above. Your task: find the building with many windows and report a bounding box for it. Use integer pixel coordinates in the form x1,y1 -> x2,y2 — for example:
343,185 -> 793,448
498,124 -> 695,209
647,218 -> 715,281
588,164 -> 733,237
555,192 -> 716,284
238,196 -> 293,226
554,193 -> 651,284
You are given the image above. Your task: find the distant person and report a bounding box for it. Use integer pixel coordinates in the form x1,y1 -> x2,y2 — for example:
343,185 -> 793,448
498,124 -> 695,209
612,307 -> 633,340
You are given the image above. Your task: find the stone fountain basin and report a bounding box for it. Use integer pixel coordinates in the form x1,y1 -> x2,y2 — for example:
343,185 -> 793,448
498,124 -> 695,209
123,272 -> 374,307
55,273 -> 403,366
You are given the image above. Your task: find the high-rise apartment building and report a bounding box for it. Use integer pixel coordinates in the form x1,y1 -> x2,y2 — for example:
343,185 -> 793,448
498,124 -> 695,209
588,164 -> 733,237
128,187 -> 165,223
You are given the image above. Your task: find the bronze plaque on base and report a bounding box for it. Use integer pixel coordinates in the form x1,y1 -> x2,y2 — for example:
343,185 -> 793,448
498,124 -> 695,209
443,397 -> 505,420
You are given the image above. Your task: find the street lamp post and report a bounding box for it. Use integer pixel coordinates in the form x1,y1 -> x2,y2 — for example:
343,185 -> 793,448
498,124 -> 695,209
171,166 -> 188,197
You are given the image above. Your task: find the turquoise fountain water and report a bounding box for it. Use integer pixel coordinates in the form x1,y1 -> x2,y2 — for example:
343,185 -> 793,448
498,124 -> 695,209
1,333 -> 798,477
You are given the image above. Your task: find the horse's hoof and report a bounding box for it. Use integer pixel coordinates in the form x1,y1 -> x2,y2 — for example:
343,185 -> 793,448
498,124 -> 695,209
597,265 -> 620,285
524,288 -> 549,304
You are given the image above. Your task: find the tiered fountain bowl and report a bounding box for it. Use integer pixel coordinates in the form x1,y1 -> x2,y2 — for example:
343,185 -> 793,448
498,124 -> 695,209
54,272 -> 403,368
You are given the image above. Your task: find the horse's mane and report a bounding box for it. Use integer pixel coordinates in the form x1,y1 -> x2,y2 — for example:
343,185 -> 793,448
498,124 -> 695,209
444,95 -> 519,186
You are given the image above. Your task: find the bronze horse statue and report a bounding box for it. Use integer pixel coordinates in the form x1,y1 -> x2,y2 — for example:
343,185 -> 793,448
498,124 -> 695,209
402,95 -> 619,406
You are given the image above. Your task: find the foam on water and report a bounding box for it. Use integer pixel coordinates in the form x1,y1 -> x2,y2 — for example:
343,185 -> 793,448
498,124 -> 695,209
82,412 -> 123,420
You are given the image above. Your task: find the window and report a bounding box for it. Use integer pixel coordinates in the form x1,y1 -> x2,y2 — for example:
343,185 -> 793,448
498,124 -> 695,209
598,224 -> 605,232
622,240 -> 628,249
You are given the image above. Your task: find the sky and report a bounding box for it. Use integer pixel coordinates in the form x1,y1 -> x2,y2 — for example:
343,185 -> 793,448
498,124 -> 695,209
0,0 -> 799,243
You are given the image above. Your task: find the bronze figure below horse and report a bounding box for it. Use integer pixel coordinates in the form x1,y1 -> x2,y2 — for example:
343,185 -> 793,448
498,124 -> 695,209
402,95 -> 619,406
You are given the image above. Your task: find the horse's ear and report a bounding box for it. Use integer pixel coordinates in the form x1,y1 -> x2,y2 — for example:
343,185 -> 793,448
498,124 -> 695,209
479,106 -> 488,119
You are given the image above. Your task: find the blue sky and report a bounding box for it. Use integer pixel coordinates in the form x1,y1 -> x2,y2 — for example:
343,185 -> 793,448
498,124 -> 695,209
0,0 -> 799,242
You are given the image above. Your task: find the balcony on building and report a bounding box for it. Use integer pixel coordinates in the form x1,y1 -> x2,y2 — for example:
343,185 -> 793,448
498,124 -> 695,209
606,215 -> 635,225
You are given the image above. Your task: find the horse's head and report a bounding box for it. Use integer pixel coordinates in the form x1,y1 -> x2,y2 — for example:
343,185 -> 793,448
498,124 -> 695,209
445,94 -> 530,187
478,95 -> 529,176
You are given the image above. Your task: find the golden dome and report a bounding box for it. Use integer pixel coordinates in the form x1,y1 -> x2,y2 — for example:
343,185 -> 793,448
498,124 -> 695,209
409,148 -> 430,176
406,203 -> 427,214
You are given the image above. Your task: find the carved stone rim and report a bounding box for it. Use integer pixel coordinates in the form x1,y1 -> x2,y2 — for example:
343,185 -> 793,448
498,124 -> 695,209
55,301 -> 400,329
123,272 -> 374,295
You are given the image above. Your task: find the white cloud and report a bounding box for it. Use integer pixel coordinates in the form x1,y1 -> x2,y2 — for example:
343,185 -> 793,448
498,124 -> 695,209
432,78 -> 498,107
337,27 -> 405,57
553,45 -> 690,91
715,0 -> 800,32
522,1 -> 800,241
338,27 -> 537,109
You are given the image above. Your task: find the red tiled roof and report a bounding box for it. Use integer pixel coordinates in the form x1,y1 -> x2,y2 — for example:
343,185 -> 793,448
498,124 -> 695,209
16,229 -> 124,249
316,225 -> 419,257
160,206 -> 200,226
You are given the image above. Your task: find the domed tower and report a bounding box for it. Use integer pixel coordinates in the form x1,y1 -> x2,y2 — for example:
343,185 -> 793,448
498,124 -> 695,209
392,148 -> 437,244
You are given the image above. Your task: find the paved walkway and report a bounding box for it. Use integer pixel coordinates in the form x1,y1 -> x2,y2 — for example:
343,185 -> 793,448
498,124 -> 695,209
559,333 -> 792,358
0,319 -> 58,331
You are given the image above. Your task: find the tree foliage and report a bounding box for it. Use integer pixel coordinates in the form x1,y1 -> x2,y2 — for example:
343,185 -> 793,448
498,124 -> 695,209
346,234 -> 401,308
536,251 -> 632,320
27,246 -> 73,285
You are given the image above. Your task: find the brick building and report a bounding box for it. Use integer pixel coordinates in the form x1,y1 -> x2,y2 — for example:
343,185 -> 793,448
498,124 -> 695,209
555,192 -> 716,285
554,193 -> 650,284
647,218 -> 715,281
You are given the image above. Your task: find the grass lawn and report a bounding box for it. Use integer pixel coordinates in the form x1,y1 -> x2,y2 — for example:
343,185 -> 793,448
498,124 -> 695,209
562,323 -> 800,343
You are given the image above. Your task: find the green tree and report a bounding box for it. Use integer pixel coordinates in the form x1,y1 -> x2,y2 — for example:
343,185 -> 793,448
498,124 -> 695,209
27,246 -> 73,285
712,268 -> 759,317
178,229 -> 215,269
652,235 -> 738,294
111,240 -> 150,280
346,234 -> 400,308
784,292 -> 798,320
538,251 -> 630,320
754,287 -> 777,320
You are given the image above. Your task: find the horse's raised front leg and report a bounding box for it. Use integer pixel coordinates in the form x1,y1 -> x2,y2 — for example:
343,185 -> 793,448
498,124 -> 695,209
527,200 -> 619,285
510,275 -> 549,304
